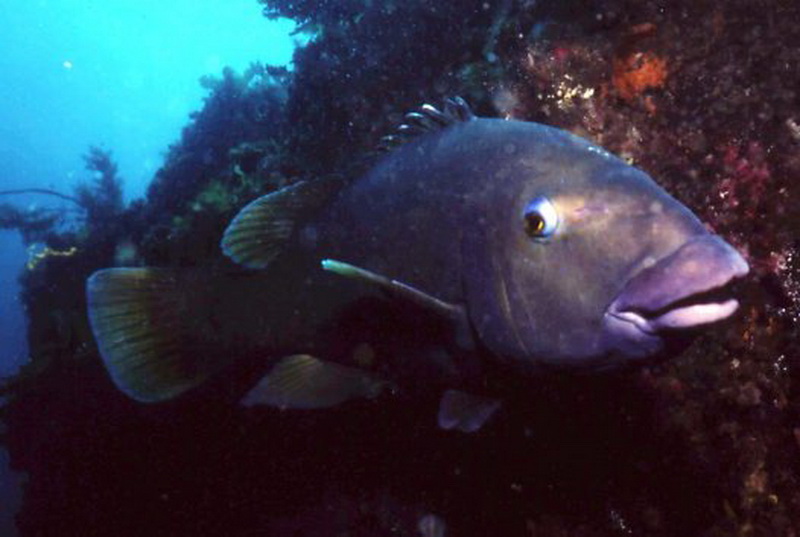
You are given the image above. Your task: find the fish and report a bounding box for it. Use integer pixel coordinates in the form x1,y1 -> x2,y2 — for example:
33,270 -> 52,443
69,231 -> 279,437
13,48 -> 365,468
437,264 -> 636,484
86,97 -> 749,432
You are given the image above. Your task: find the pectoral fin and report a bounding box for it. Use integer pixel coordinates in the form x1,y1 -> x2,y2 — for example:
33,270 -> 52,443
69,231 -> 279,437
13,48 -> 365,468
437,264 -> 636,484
437,389 -> 501,433
321,258 -> 474,349
241,354 -> 387,410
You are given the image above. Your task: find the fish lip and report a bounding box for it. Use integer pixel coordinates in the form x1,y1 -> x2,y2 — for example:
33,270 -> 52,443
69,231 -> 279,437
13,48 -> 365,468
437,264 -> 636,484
605,298 -> 741,336
604,309 -> 658,336
605,234 -> 749,336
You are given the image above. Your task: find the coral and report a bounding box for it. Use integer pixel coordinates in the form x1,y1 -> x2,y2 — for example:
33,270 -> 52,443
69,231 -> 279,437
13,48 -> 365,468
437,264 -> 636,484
713,141 -> 772,222
610,23 -> 668,107
612,51 -> 667,102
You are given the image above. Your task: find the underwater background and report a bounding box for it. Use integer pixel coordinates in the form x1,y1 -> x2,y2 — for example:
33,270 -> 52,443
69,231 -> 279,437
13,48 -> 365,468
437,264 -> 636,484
1,0 -> 799,536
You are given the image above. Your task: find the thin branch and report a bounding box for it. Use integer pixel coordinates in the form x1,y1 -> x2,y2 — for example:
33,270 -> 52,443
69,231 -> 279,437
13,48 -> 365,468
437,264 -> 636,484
0,188 -> 84,206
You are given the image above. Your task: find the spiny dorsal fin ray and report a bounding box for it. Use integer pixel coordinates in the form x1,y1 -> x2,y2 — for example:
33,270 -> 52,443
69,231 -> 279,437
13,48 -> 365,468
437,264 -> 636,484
377,96 -> 476,152
221,177 -> 343,269
86,268 -> 226,402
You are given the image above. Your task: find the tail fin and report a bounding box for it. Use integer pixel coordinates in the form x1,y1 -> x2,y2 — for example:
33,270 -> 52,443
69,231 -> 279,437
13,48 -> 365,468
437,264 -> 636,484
86,268 -> 224,402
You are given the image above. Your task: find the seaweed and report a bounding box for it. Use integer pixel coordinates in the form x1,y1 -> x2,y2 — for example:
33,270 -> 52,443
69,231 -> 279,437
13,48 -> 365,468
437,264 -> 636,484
75,147 -> 124,224
0,203 -> 61,244
139,63 -> 290,265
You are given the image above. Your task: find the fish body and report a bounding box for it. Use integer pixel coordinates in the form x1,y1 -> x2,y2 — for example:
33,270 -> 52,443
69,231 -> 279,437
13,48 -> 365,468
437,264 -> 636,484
87,99 -> 748,430
314,117 -> 720,369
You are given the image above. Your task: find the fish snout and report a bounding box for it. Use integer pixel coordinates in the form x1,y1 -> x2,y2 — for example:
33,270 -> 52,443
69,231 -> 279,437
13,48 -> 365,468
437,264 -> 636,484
602,234 -> 749,357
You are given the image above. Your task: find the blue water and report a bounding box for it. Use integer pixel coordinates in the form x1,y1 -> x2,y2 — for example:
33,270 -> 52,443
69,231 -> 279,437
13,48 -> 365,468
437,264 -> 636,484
0,2 -> 297,533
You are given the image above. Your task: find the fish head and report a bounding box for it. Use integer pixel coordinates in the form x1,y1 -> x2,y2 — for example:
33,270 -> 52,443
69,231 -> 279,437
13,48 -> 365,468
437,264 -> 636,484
462,122 -> 749,371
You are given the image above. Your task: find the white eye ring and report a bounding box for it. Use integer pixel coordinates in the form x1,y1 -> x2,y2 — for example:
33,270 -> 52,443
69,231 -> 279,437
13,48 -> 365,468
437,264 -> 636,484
523,196 -> 559,238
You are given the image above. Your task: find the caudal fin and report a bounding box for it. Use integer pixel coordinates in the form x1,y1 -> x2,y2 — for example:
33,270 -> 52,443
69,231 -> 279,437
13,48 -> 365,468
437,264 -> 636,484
86,268 -> 224,402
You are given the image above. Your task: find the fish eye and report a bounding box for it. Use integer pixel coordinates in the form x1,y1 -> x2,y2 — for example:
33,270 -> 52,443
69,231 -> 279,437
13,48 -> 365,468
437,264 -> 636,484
523,196 -> 559,239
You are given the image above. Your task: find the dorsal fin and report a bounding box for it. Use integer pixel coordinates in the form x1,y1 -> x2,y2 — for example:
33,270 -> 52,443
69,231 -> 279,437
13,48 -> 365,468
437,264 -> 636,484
221,176 -> 343,269
377,96 -> 476,152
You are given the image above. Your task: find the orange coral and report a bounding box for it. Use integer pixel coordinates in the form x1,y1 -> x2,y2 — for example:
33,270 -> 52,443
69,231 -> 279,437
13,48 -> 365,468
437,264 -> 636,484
612,51 -> 668,102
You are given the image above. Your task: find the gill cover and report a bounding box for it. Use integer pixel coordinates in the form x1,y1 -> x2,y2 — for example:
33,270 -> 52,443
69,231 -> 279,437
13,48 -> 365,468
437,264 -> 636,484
459,120 -> 712,370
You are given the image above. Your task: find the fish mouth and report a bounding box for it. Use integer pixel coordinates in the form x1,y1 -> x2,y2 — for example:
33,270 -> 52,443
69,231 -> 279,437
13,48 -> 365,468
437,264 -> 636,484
603,234 -> 749,353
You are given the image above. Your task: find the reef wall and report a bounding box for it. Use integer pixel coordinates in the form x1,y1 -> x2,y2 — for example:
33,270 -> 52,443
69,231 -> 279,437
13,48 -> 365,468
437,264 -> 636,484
2,1 -> 799,535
